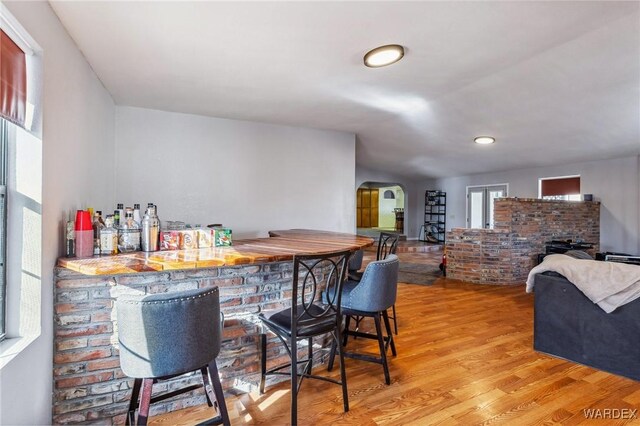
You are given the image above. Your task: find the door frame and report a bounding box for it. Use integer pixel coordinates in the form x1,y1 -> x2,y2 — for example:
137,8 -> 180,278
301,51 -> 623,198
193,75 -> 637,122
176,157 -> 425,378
465,183 -> 509,229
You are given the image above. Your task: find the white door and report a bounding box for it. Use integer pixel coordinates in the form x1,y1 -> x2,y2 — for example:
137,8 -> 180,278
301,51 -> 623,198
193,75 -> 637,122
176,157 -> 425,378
467,184 -> 508,229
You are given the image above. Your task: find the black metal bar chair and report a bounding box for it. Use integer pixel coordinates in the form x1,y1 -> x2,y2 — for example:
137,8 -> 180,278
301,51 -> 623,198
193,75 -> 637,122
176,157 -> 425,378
328,254 -> 400,384
259,250 -> 351,426
117,287 -> 230,426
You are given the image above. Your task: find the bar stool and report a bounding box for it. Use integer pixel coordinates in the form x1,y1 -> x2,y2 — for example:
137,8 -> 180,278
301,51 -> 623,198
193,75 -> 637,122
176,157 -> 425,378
349,233 -> 400,335
117,287 -> 230,426
328,254 -> 399,384
259,250 -> 351,426
347,249 -> 364,280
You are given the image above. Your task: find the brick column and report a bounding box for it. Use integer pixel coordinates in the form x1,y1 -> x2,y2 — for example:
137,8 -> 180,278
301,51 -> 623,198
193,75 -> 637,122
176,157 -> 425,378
447,199 -> 600,285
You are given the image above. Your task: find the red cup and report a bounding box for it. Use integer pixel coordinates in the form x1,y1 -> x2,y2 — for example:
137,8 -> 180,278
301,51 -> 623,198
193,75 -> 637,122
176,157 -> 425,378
75,210 -> 92,231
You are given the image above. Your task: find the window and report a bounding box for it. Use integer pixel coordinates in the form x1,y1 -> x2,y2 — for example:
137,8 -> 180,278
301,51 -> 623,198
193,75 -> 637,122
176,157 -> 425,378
0,119 -> 6,341
0,8 -> 41,346
539,176 -> 581,201
467,184 -> 508,229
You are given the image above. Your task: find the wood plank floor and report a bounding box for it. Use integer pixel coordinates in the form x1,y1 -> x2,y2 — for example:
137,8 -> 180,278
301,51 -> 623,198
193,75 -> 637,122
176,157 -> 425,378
150,251 -> 640,425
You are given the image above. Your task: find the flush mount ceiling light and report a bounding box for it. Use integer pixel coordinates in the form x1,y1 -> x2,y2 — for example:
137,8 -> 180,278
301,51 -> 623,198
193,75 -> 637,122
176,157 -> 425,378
474,136 -> 496,145
364,44 -> 404,68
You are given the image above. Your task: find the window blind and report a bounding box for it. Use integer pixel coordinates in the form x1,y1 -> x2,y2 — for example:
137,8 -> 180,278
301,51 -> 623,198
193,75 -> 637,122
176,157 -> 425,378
0,29 -> 26,127
541,176 -> 580,196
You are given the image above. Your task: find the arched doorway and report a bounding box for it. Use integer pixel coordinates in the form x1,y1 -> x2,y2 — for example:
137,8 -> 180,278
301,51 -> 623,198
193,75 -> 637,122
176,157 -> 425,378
356,182 -> 405,235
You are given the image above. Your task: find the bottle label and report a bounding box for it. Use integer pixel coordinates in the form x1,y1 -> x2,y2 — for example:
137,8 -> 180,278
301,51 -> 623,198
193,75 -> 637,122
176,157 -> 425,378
100,232 -> 118,255
118,229 -> 141,252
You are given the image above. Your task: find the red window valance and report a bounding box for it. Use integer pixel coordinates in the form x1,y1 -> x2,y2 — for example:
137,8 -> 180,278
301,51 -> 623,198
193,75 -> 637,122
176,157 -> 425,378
541,176 -> 581,196
1,29 -> 26,127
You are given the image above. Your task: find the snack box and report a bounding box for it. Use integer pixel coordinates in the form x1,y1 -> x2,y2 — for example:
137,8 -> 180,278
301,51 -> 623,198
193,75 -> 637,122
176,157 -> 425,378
214,228 -> 232,247
160,231 -> 180,250
180,229 -> 198,250
197,228 -> 213,248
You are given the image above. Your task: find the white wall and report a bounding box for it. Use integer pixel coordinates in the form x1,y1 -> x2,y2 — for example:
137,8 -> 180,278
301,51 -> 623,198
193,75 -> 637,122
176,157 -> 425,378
0,2 -> 115,425
115,107 -> 355,238
430,155 -> 640,254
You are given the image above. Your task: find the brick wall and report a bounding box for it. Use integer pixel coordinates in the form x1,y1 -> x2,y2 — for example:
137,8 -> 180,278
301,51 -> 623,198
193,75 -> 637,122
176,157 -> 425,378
447,198 -> 600,285
53,262 -> 334,424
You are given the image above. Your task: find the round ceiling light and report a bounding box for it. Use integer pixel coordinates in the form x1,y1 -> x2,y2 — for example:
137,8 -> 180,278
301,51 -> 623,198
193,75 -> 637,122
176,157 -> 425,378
364,44 -> 404,68
474,136 -> 496,145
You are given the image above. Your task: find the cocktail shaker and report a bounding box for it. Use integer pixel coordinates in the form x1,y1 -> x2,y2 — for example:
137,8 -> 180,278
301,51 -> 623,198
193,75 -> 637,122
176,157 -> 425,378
141,205 -> 160,252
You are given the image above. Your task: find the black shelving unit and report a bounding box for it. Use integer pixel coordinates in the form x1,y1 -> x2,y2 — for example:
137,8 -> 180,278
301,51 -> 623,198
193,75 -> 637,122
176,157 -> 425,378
421,190 -> 446,244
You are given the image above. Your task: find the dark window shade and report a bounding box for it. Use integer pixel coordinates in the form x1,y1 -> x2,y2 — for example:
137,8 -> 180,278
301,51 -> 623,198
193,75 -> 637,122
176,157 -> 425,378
541,177 -> 580,196
0,30 -> 26,127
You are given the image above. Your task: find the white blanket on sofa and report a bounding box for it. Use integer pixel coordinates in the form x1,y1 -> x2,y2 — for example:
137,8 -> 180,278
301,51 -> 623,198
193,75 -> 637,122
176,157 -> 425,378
526,254 -> 640,313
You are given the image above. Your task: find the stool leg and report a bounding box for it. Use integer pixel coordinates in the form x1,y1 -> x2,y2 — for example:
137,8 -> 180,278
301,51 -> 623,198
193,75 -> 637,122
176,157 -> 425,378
136,378 -> 153,426
391,304 -> 398,334
291,339 -> 298,426
201,367 -> 214,407
260,333 -> 267,394
374,314 -> 391,385
327,335 -> 337,372
207,360 -> 231,426
334,328 -> 349,412
342,315 -> 351,347
382,310 -> 397,356
126,378 -> 142,426
306,337 -> 313,375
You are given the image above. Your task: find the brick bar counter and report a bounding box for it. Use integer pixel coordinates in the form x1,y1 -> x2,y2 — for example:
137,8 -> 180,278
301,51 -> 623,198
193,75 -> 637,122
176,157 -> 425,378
447,198 -> 600,285
53,230 -> 373,424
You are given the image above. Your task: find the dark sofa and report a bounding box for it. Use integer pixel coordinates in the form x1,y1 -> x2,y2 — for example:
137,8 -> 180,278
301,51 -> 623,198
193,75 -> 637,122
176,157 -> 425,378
534,271 -> 640,381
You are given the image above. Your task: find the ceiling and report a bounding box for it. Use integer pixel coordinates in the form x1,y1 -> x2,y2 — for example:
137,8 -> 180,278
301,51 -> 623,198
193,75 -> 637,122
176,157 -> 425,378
49,1 -> 640,179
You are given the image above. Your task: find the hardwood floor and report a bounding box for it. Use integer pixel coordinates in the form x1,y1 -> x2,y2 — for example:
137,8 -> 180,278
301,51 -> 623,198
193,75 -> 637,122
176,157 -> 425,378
150,250 -> 640,425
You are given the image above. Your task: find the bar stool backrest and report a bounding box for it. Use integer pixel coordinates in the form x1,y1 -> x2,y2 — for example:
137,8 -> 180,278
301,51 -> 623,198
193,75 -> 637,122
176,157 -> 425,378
377,232 -> 399,261
344,255 -> 399,313
291,251 -> 350,334
117,287 -> 221,379
348,249 -> 364,273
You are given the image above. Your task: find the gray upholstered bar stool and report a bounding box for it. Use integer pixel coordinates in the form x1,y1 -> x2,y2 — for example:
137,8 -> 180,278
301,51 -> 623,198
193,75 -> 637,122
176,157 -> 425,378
117,287 -> 230,426
349,233 -> 400,335
328,254 -> 399,384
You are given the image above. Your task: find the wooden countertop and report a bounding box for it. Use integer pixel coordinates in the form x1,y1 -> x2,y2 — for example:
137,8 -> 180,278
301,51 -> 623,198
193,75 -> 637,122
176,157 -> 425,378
57,229 -> 374,275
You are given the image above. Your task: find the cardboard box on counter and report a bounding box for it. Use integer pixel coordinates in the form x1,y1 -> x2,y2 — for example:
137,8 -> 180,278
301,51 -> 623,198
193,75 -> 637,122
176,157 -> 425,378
214,228 -> 232,246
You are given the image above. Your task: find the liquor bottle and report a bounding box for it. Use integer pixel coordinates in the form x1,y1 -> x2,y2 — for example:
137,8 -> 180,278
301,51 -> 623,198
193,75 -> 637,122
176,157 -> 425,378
118,208 -> 141,253
113,209 -> 120,227
65,213 -> 75,257
133,204 -> 141,224
116,203 -> 124,226
100,215 -> 118,255
93,211 -> 105,255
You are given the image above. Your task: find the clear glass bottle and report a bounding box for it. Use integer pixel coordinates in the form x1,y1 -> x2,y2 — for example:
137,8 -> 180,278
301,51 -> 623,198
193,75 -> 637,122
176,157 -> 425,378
93,211 -> 105,255
133,203 -> 141,224
116,203 -> 124,226
118,208 -> 141,252
65,213 -> 75,257
100,215 -> 118,255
